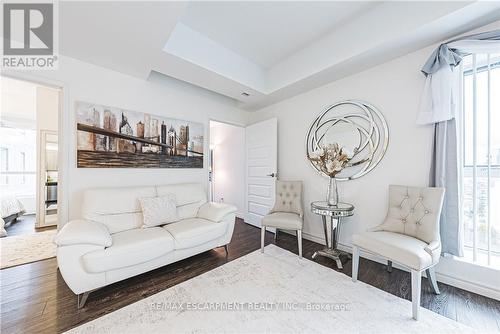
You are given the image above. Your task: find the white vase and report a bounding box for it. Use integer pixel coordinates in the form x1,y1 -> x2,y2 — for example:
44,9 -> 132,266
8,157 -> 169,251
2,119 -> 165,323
327,177 -> 338,206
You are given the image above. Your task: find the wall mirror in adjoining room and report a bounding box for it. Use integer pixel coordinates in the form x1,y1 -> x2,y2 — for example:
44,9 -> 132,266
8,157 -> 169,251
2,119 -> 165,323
38,130 -> 59,228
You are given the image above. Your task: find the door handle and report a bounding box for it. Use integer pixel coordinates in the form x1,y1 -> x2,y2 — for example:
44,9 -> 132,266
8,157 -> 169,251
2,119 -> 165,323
267,172 -> 277,178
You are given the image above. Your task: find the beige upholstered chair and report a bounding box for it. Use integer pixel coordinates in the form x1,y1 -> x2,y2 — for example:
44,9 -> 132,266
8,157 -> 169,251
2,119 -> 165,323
351,185 -> 445,320
261,181 -> 303,258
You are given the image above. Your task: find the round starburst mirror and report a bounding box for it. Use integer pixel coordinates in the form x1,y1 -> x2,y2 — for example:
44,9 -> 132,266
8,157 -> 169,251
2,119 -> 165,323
305,100 -> 389,181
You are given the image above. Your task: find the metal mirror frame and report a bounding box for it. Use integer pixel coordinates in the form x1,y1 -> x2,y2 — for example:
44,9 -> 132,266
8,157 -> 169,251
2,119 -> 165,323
305,100 -> 389,181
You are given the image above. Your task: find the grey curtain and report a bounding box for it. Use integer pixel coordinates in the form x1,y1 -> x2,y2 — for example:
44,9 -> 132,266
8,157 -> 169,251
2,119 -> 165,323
429,119 -> 462,256
421,29 -> 500,257
421,30 -> 500,75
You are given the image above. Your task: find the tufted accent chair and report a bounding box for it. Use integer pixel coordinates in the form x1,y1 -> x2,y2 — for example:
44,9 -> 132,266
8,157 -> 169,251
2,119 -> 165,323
261,181 -> 303,258
351,185 -> 445,320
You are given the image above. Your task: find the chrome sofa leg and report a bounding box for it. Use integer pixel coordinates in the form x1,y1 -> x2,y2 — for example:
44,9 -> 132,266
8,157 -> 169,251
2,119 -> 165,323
274,228 -> 278,241
77,291 -> 90,309
387,260 -> 393,273
426,266 -> 440,295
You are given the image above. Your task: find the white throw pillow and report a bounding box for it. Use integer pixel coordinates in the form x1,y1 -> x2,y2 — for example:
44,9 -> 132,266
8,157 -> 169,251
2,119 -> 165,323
139,194 -> 178,228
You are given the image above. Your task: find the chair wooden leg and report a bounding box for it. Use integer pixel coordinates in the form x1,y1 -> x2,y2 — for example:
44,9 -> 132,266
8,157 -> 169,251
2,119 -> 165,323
387,260 -> 393,273
297,229 -> 302,258
261,226 -> 266,253
426,266 -> 440,295
352,246 -> 359,282
411,270 -> 422,320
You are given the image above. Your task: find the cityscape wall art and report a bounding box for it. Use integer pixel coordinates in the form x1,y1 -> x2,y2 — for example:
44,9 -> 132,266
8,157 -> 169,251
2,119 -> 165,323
76,101 -> 204,168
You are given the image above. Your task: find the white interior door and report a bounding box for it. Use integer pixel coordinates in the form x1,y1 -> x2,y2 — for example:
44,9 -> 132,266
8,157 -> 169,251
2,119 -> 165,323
245,118 -> 277,227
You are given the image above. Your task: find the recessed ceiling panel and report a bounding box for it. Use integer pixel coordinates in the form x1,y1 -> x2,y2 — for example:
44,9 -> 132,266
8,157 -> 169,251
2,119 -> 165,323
180,1 -> 378,68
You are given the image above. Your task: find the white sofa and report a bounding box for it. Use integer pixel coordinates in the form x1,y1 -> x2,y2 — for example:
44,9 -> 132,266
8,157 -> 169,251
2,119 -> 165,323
54,183 -> 236,307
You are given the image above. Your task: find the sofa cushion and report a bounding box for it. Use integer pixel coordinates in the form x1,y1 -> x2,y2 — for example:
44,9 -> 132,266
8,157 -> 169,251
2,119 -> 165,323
197,202 -> 237,222
352,231 -> 433,270
139,194 -> 178,228
163,218 -> 227,249
156,183 -> 207,220
82,227 -> 174,273
262,212 -> 302,229
82,186 -> 156,234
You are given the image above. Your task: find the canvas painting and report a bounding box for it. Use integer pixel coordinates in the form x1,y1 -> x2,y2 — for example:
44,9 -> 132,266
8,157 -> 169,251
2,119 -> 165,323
76,102 -> 204,168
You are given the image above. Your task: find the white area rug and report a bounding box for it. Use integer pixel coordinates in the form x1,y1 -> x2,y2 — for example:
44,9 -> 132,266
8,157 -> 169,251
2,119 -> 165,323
0,230 -> 57,269
66,245 -> 472,334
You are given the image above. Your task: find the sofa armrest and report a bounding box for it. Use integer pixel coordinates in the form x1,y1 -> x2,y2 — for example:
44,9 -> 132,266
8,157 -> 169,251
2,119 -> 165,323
197,202 -> 237,222
54,220 -> 112,247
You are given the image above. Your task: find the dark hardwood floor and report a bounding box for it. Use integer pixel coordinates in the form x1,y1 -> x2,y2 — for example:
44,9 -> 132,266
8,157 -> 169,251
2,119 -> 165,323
4,214 -> 56,237
1,218 -> 499,333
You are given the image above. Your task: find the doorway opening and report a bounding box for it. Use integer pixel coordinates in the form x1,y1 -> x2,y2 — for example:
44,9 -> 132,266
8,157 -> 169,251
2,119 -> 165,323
0,76 -> 62,268
209,120 -> 245,219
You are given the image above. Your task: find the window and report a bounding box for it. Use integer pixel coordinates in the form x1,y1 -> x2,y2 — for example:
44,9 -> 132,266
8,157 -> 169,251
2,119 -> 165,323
0,147 -> 8,185
461,53 -> 500,268
0,127 -> 36,195
20,152 -> 26,184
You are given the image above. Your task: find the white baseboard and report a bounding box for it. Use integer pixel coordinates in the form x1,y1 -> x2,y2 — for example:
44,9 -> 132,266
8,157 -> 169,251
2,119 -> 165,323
433,271 -> 500,301
299,230 -> 500,301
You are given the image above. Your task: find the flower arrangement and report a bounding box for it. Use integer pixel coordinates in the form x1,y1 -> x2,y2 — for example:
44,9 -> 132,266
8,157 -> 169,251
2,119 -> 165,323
308,143 -> 352,178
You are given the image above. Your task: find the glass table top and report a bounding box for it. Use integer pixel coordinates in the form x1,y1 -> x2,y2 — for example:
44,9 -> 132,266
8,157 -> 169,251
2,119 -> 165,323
311,201 -> 354,211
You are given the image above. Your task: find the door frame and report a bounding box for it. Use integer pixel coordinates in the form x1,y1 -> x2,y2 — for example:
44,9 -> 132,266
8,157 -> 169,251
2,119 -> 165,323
208,118 -> 246,217
2,72 -> 69,230
37,129 -> 59,227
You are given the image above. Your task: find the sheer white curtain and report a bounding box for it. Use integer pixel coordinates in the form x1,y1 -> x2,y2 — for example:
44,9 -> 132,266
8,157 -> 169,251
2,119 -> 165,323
418,30 -> 500,257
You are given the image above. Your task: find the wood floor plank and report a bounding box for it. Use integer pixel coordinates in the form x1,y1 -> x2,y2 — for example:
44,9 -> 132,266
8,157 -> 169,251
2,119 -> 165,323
0,218 -> 499,334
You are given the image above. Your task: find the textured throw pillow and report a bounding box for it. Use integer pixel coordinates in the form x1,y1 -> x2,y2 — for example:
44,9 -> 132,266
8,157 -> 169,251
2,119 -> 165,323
139,194 -> 178,228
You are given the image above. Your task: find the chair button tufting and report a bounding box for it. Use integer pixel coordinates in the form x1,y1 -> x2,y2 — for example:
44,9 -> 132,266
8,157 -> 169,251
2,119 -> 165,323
425,210 -> 429,214
401,218 -> 407,223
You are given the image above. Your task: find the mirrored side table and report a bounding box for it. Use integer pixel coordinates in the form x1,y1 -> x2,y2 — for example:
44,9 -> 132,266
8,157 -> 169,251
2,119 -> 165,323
311,201 -> 354,269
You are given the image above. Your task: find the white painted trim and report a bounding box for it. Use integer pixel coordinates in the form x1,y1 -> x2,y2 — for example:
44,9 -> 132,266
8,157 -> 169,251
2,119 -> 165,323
302,231 -> 326,245
1,72 -> 69,230
299,230 -> 500,301
433,271 -> 500,301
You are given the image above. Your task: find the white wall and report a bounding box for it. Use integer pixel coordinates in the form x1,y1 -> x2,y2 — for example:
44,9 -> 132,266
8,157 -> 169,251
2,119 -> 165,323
209,121 -> 245,217
248,36 -> 500,298
3,55 -> 249,223
250,45 -> 435,245
36,86 -> 59,132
